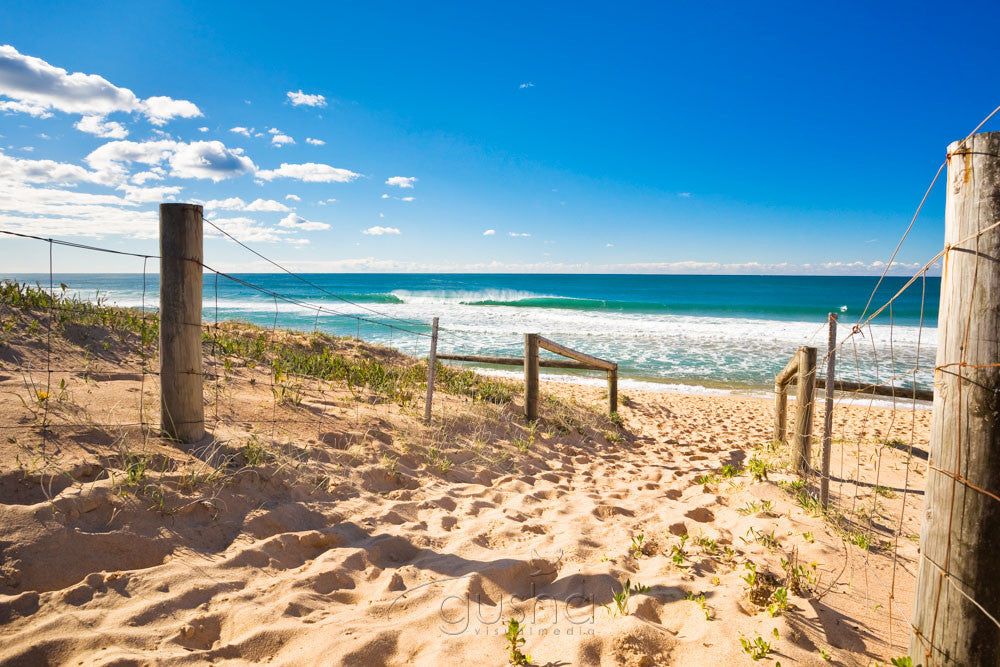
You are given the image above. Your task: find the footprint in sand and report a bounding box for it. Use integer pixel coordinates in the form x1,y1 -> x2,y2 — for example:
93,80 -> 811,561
592,505 -> 635,521
685,507 -> 715,523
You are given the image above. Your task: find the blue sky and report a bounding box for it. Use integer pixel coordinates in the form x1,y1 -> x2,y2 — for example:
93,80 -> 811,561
1,1 -> 998,274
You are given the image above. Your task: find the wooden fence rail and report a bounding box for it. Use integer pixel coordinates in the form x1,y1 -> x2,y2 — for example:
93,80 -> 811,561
775,339 -> 935,487
435,335 -> 618,421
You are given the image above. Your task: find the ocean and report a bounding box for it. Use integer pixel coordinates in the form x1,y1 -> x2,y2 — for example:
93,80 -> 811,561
4,273 -> 938,396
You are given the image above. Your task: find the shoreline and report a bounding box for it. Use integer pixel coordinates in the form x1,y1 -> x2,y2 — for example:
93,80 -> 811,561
461,364 -> 935,409
0,289 -> 934,664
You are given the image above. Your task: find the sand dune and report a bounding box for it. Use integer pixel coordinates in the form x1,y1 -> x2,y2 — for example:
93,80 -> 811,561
0,305 -> 929,665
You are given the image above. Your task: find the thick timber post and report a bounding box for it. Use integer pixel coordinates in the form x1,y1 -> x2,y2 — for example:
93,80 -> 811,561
774,354 -> 799,445
910,132 -> 1000,665
159,203 -> 204,443
792,346 -> 817,477
424,317 -> 439,422
524,333 -> 539,421
820,313 -> 837,506
608,365 -> 618,415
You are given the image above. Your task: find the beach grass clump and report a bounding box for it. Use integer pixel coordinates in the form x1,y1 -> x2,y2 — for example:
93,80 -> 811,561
684,591 -> 713,620
605,578 -> 649,617
739,635 -> 773,660
435,364 -> 518,405
504,619 -> 531,666
1,279 -> 158,355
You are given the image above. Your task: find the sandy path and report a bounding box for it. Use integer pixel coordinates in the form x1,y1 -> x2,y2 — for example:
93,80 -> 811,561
0,373 -> 928,666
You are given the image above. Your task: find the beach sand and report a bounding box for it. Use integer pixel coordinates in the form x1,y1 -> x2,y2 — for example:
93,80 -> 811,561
0,314 -> 930,665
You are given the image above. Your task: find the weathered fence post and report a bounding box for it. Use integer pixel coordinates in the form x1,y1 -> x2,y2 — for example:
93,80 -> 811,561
820,313 -> 837,506
424,317 -> 439,422
159,203 -> 204,443
608,365 -> 618,415
792,346 -> 817,477
774,354 -> 798,445
524,333 -> 539,421
773,383 -> 786,445
910,132 -> 1000,665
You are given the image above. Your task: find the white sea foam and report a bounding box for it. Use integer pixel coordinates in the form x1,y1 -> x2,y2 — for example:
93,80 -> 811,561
59,286 -> 938,394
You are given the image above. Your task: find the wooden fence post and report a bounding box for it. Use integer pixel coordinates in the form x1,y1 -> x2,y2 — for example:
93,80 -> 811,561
774,354 -> 798,445
792,346 -> 817,477
820,313 -> 837,506
159,203 -> 204,443
524,333 -> 539,421
424,317 -> 439,422
910,131 -> 1000,665
608,365 -> 618,415
774,383 -> 787,445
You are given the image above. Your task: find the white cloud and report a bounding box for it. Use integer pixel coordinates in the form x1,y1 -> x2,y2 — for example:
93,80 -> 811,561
278,212 -> 329,231
0,45 -> 201,128
202,197 -> 247,210
508,232 -> 531,237
519,82 -> 535,89
74,115 -> 128,139
118,184 -> 183,203
271,132 -> 295,146
86,139 -> 256,183
606,243 -> 614,247
286,90 -> 327,107
678,192 -> 692,198
229,126 -> 252,136
385,176 -> 417,188
285,194 -> 300,201
381,193 -> 416,202
206,216 -> 287,243
245,198 -> 290,211
0,100 -> 53,117
362,226 -> 401,236
202,197 -> 289,212
483,229 -> 495,236
0,150 -> 104,184
139,96 -> 202,126
130,170 -> 163,184
198,126 -> 209,132
256,162 -> 360,183
221,257 -> 940,276
0,181 -> 158,237
306,137 -> 325,145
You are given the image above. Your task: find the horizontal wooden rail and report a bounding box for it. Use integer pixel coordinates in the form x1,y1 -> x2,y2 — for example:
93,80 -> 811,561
790,377 -> 934,403
436,353 -> 598,370
536,335 -> 617,371
437,335 -> 619,420
776,355 -> 799,386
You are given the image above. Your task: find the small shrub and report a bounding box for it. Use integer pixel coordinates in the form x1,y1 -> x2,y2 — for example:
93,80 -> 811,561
504,619 -> 531,666
747,455 -> 769,481
740,635 -> 772,661
630,533 -> 646,559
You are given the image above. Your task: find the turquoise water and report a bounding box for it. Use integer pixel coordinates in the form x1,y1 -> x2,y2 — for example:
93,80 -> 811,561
4,273 -> 939,394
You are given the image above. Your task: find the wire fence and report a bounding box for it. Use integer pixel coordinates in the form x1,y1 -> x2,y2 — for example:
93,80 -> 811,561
2,112 -> 999,665
766,111 -> 1000,664
0,218 -> 527,518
